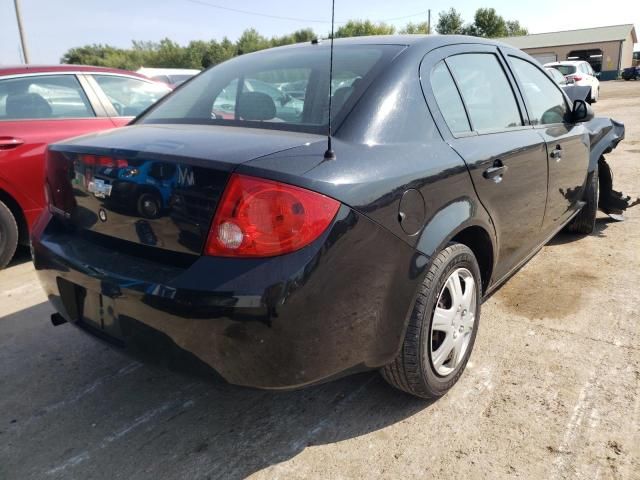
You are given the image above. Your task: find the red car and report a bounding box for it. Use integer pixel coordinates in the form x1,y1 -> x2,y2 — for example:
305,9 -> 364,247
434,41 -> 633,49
0,65 -> 170,267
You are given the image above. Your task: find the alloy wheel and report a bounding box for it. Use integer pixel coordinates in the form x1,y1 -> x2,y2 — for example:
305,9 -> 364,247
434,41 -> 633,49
430,267 -> 477,376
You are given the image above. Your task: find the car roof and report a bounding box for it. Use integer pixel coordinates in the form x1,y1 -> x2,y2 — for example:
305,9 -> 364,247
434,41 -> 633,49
0,64 -> 149,79
248,34 -> 520,55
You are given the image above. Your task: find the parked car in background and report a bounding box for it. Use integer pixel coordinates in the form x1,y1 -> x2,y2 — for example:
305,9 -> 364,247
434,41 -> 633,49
545,67 -> 569,85
35,36 -> 603,400
621,66 -> 640,80
0,65 -> 170,267
545,60 -> 599,103
137,67 -> 200,89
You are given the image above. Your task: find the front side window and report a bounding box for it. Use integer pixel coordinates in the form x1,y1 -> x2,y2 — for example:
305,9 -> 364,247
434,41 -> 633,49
430,61 -> 470,134
138,45 -> 404,134
509,57 -> 568,125
92,75 -> 170,117
0,74 -> 94,120
446,53 -> 522,133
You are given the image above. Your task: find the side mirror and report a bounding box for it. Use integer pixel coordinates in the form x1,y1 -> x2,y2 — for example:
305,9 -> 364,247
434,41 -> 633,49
572,99 -> 594,123
594,71 -> 601,78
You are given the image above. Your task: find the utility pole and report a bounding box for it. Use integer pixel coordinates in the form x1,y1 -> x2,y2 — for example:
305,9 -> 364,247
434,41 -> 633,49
427,9 -> 431,34
13,0 -> 30,63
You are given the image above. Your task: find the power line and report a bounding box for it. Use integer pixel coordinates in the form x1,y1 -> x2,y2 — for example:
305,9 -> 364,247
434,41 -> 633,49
184,0 -> 427,25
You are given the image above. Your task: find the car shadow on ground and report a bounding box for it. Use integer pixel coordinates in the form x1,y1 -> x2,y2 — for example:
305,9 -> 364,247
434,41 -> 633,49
546,216 -> 615,246
0,301 -> 433,479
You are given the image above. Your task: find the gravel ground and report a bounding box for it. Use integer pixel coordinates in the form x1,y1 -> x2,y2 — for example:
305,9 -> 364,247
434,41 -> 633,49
1,80 -> 638,480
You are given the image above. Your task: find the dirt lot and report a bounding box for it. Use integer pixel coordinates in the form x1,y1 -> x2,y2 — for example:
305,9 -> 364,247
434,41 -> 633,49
1,81 -> 639,480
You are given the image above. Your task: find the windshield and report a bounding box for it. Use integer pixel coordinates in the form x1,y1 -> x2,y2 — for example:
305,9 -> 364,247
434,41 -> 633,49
137,44 -> 404,133
550,65 -> 577,75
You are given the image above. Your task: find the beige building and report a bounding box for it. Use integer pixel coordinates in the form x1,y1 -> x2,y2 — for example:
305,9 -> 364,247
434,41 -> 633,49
498,24 -> 637,80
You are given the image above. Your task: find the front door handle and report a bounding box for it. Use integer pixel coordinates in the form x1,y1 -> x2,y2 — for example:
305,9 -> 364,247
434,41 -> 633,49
483,159 -> 508,183
0,137 -> 25,150
550,144 -> 562,161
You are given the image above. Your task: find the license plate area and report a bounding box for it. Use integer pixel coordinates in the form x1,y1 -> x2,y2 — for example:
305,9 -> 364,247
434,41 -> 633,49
57,277 -> 123,341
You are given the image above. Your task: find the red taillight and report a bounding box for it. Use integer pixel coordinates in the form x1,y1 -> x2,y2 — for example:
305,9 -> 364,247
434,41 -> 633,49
572,75 -> 582,81
205,174 -> 340,257
80,154 -> 127,168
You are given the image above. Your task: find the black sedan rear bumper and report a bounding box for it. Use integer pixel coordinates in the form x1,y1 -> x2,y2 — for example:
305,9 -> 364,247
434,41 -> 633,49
31,207 -> 426,390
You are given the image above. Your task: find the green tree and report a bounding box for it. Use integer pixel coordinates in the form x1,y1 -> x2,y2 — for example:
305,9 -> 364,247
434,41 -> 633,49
271,28 -> 317,47
400,22 -> 430,34
335,20 -> 395,38
60,16 -> 528,70
436,8 -> 464,35
469,8 -> 507,38
506,20 -> 528,37
236,28 -> 270,55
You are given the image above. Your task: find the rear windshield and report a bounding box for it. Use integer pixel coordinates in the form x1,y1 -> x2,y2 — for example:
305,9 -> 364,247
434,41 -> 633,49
550,65 -> 577,75
137,44 -> 404,134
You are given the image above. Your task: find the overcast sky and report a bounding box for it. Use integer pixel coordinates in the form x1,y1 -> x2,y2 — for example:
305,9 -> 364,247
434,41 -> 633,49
1,0 -> 638,64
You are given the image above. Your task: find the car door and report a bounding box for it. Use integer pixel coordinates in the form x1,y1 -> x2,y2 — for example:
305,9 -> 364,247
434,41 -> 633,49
83,74 -> 170,127
421,45 -> 549,281
0,73 -> 115,223
506,54 -> 590,232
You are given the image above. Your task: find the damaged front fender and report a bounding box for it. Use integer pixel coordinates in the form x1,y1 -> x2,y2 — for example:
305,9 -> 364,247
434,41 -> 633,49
585,117 -> 625,172
582,117 -> 638,218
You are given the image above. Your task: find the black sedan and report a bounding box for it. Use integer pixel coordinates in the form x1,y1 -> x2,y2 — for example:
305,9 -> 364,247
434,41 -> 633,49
34,35 -> 601,399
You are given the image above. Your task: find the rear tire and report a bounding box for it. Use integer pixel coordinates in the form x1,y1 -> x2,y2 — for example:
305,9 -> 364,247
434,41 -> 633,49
564,167 -> 598,234
381,243 -> 481,399
0,200 -> 19,269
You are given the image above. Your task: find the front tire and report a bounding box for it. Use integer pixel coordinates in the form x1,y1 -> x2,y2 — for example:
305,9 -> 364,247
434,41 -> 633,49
0,200 -> 19,269
382,243 -> 481,399
564,166 -> 598,234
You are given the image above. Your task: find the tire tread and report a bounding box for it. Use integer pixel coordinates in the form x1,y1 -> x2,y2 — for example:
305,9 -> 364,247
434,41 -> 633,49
382,243 -> 480,399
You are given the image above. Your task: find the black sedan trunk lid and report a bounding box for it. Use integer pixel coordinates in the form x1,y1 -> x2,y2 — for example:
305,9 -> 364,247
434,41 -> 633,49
47,124 -> 323,255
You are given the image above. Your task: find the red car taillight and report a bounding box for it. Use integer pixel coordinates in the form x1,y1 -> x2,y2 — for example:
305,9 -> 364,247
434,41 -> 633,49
205,174 -> 340,257
572,74 -> 583,81
80,154 -> 128,168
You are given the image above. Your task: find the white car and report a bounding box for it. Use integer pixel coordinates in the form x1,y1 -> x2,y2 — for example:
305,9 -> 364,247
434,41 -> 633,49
544,61 -> 600,103
136,67 -> 201,89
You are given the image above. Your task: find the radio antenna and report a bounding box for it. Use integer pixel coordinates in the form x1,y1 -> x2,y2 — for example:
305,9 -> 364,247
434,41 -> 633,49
323,0 -> 337,160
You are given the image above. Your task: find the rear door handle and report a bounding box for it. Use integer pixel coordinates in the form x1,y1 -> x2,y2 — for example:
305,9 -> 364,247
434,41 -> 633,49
483,159 -> 507,183
0,137 -> 25,150
550,144 -> 562,161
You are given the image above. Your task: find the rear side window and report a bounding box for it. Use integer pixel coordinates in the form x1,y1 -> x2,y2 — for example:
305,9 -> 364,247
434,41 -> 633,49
430,61 -> 470,134
446,53 -> 522,132
509,57 -> 568,125
92,75 -> 169,117
0,74 -> 94,120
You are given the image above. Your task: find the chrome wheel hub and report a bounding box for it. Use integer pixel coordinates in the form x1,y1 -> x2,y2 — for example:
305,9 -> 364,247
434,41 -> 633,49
430,267 -> 476,376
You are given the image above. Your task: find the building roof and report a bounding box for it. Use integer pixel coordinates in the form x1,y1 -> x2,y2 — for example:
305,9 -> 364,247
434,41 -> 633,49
497,24 -> 637,49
